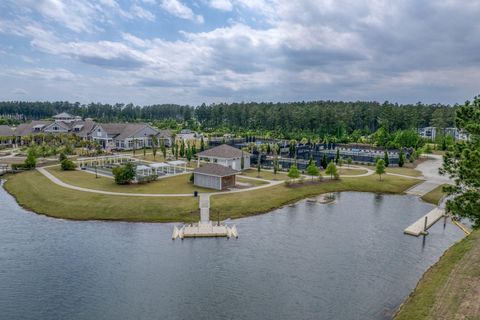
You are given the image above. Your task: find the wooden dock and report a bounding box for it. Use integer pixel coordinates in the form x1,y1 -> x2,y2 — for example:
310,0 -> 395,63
404,207 -> 445,236
172,194 -> 238,239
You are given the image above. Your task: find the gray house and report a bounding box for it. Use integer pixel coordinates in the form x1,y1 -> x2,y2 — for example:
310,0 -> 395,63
91,123 -> 161,150
196,144 -> 250,171
0,125 -> 15,146
193,163 -> 238,190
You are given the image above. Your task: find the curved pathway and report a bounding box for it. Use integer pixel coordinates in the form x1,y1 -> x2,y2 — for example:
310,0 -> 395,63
35,164 -> 390,198
37,166 -> 283,197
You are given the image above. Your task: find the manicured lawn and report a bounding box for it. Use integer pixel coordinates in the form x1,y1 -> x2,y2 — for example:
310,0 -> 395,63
337,167 -> 368,176
421,184 -> 448,205
46,166 -> 212,194
395,230 -> 480,320
236,176 -> 268,187
132,153 -> 166,162
4,169 -> 421,222
3,170 -> 198,222
386,167 -> 423,177
240,169 -> 289,180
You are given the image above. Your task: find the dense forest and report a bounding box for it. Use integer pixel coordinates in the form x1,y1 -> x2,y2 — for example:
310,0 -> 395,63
0,100 -> 457,139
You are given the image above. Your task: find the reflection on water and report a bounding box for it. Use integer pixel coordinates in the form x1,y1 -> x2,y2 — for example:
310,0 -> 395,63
0,183 -> 464,320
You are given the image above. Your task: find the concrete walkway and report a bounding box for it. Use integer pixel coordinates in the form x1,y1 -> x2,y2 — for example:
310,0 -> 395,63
37,165 -> 283,197
405,154 -> 453,196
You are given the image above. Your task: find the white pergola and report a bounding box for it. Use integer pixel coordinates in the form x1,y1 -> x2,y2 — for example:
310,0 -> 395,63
136,165 -> 152,177
149,162 -> 170,175
167,160 -> 187,174
77,154 -> 134,167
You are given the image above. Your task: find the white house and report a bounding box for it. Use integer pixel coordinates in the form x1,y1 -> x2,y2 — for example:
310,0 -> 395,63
196,144 -> 250,171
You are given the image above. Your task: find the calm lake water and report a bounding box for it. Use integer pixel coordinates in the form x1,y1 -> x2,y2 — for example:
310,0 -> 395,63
0,182 -> 464,320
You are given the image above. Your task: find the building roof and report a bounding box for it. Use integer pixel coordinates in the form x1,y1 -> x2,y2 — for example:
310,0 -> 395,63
96,123 -> 157,140
0,125 -> 14,136
14,121 -> 51,136
193,163 -> 239,177
196,144 -> 249,159
53,112 -> 74,119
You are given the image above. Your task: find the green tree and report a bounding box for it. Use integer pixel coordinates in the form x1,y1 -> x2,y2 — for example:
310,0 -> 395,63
160,140 -> 166,159
376,159 -> 386,181
398,150 -> 405,168
347,157 -> 352,167
112,162 -> 136,185
383,151 -> 390,167
59,152 -> 67,162
180,140 -> 185,158
287,164 -> 300,181
151,135 -> 158,160
24,148 -> 36,169
61,159 -> 76,171
306,163 -> 320,181
321,153 -> 328,169
200,137 -> 205,151
335,149 -> 340,164
325,161 -> 338,179
441,96 -> 480,228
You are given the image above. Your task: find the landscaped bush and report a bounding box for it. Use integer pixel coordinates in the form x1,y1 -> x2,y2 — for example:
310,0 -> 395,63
61,159 -> 76,171
112,162 -> 136,185
11,163 -> 31,171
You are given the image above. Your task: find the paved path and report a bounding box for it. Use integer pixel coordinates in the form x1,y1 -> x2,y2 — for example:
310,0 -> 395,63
405,154 -> 453,196
37,165 -> 283,197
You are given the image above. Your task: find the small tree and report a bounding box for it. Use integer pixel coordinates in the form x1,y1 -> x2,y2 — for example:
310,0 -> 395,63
151,135 -> 158,160
376,159 -> 386,181
287,164 -> 301,181
61,159 -> 76,171
335,149 -> 340,164
160,141 -> 167,159
180,140 -> 185,158
398,150 -> 405,168
325,161 -> 338,179
241,151 -> 245,170
347,157 -> 353,167
321,153 -> 328,169
383,151 -> 390,167
200,137 -> 205,151
24,148 -> 36,169
59,152 -> 67,162
306,163 -> 320,181
112,162 -> 136,185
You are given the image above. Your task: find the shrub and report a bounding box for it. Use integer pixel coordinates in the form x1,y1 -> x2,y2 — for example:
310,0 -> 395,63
61,159 -> 76,171
112,162 -> 136,185
24,149 -> 36,169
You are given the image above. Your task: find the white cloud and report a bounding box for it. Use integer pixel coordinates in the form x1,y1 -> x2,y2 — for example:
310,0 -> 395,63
160,0 -> 204,23
130,4 -> 155,21
208,0 -> 233,11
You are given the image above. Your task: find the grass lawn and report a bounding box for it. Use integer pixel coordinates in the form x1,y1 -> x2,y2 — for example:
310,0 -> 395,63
386,167 -> 423,177
132,153 -> 166,162
236,176 -> 268,186
3,170 -> 198,222
337,167 -> 368,176
4,169 -> 421,222
395,230 -> 480,320
46,166 -> 212,194
240,169 -> 289,180
421,184 -> 448,205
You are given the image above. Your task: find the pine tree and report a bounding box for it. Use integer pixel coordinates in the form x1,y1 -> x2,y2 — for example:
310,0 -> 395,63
384,151 -> 390,167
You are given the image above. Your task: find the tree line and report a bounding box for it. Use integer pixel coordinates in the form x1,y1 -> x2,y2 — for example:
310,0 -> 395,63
0,100 -> 457,140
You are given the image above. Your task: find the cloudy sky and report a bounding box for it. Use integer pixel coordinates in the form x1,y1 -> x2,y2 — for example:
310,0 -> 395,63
0,0 -> 479,105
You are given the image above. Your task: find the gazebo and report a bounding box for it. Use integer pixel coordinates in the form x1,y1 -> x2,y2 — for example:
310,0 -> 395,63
136,165 -> 152,177
167,160 -> 187,174
149,162 -> 170,176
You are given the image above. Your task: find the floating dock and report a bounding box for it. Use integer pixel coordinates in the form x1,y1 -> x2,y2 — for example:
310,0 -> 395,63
172,194 -> 238,239
404,207 -> 445,236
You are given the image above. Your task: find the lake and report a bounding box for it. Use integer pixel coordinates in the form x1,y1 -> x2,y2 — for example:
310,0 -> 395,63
0,182 -> 464,320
